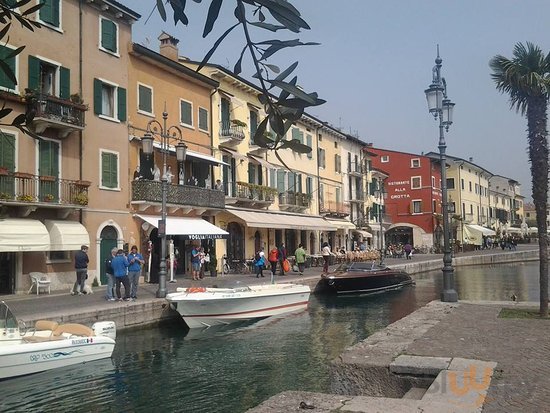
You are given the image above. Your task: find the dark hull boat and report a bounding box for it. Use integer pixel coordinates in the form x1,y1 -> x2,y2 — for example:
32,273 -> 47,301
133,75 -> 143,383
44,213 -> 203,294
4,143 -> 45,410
320,262 -> 414,294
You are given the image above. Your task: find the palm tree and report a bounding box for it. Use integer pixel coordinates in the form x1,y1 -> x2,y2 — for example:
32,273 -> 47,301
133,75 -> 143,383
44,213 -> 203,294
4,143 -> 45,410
490,42 -> 549,316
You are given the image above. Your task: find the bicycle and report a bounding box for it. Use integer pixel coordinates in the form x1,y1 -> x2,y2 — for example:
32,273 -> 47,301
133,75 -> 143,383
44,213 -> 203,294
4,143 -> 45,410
223,257 -> 251,274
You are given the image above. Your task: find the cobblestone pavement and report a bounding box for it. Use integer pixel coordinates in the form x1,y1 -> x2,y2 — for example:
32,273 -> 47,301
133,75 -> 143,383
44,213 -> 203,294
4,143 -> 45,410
405,303 -> 550,413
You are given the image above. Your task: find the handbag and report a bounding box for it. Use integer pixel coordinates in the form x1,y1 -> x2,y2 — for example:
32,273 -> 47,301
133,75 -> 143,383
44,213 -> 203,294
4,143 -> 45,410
282,259 -> 291,273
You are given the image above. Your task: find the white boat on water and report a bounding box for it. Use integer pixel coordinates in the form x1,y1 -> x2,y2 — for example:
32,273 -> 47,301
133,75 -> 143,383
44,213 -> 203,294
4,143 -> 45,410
166,283 -> 311,329
0,301 -> 116,380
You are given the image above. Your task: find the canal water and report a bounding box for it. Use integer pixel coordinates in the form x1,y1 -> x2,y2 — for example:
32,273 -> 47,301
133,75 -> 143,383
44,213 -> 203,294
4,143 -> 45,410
1,261 -> 541,413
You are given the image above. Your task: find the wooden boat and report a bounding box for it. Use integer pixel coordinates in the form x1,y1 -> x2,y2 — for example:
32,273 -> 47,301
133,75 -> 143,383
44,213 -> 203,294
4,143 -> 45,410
166,283 -> 311,329
0,301 -> 116,380
319,261 -> 414,294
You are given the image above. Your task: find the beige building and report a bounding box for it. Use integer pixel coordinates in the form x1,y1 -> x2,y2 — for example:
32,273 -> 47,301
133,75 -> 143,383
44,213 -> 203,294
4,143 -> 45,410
0,0 -> 139,294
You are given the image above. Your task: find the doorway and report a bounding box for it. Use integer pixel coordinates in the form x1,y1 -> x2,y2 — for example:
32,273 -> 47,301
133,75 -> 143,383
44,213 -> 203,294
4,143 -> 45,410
99,226 -> 118,285
0,252 -> 15,294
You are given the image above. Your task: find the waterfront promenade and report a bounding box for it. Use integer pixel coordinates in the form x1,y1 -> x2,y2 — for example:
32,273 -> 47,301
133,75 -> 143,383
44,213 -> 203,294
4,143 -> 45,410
3,244 -> 547,412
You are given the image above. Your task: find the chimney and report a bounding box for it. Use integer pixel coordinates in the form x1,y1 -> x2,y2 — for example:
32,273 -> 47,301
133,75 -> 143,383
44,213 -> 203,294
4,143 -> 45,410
469,157 -> 473,163
158,31 -> 179,61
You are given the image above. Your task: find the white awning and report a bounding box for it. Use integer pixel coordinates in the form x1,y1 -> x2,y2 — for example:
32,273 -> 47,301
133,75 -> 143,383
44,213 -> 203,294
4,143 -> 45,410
464,224 -> 495,245
353,229 -> 373,238
325,218 -> 356,231
220,147 -> 248,162
45,220 -> 90,251
226,208 -> 336,231
247,154 -> 273,169
0,219 -> 50,252
136,215 -> 228,240
186,149 -> 229,166
466,224 -> 496,236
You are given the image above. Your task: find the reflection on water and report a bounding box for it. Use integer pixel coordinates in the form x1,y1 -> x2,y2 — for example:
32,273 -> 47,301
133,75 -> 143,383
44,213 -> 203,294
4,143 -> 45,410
1,261 -> 541,413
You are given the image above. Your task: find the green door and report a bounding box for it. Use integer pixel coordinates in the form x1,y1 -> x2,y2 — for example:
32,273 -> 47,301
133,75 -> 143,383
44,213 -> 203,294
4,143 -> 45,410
99,226 -> 117,284
38,140 -> 59,201
0,132 -> 15,197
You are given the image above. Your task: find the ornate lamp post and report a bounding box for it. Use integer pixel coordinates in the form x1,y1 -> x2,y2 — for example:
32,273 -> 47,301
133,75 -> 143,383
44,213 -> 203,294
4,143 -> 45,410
424,47 -> 457,303
141,106 -> 187,298
374,180 -> 387,264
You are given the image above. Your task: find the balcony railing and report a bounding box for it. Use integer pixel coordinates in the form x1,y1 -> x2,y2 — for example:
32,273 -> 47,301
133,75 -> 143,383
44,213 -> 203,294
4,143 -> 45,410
219,120 -> 245,142
131,180 -> 225,209
320,201 -> 350,216
0,171 -> 89,206
348,161 -> 363,176
278,191 -> 311,210
27,93 -> 86,137
225,182 -> 276,207
349,191 -> 366,202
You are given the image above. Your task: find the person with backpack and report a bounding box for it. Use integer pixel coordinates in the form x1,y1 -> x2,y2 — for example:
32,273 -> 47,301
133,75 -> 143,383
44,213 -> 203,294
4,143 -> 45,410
254,247 -> 266,278
268,246 -> 279,276
105,247 -> 117,301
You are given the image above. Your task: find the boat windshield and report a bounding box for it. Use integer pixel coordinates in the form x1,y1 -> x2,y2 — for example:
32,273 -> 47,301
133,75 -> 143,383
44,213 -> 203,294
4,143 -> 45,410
0,301 -> 18,329
334,261 -> 388,272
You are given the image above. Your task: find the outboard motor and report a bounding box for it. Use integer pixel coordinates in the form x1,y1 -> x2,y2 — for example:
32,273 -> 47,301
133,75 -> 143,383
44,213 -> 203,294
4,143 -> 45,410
92,321 -> 116,340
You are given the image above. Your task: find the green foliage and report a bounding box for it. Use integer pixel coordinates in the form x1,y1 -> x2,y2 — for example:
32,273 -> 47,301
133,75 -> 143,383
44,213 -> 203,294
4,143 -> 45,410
157,0 -> 324,169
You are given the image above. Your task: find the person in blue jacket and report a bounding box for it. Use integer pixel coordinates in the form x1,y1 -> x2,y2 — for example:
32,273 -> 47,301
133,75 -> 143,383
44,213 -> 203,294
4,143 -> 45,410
127,245 -> 145,300
111,249 -> 130,301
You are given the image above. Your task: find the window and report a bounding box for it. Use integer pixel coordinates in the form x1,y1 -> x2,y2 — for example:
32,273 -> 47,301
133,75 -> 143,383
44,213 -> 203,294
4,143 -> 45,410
0,131 -> 15,195
277,169 -> 286,193
469,181 -> 472,192
447,178 -> 455,189
335,187 -> 341,203
249,110 -> 258,142
411,176 -> 421,189
461,179 -> 464,190
180,99 -> 193,127
335,154 -> 341,173
269,168 -> 276,188
39,0 -> 60,28
306,134 -> 312,159
0,45 -> 17,92
411,158 -> 420,168
291,127 -> 303,144
412,200 -> 422,214
334,141 -> 338,148
475,183 -> 479,194
318,133 -> 323,141
137,83 -> 153,115
93,78 -> 126,121
198,107 -> 208,132
432,176 -> 436,187
306,176 -> 313,196
318,148 -> 326,168
28,56 -> 70,98
101,150 -> 119,189
381,155 -> 389,163
100,17 -> 118,55
46,251 -> 70,262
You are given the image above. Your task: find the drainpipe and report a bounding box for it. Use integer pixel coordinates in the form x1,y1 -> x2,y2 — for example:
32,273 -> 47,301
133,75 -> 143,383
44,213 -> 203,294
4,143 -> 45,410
78,0 -> 84,224
315,123 -> 322,253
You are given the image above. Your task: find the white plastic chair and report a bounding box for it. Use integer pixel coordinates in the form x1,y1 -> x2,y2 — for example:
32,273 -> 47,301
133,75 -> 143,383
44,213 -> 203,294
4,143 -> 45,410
28,272 -> 51,295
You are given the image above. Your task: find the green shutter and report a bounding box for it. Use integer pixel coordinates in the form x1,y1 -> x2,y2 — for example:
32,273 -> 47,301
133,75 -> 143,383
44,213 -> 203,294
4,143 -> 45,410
93,78 -> 102,115
102,152 -> 118,188
0,132 -> 15,195
248,163 -> 255,184
117,87 -> 126,122
138,85 -> 152,113
220,98 -> 230,124
199,108 -> 208,130
250,111 -> 258,140
101,19 -> 117,53
270,168 -> 276,188
0,46 -> 16,90
277,170 -> 285,193
39,0 -> 52,24
292,128 -> 300,142
306,134 -> 312,159
180,101 -> 192,125
28,55 -> 40,92
59,66 -> 70,99
306,177 -> 312,195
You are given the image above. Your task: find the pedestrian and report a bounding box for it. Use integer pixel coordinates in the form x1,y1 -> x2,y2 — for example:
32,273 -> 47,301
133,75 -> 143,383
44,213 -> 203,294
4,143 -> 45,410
268,246 -> 279,276
72,245 -> 89,295
321,242 -> 331,274
294,244 -> 306,275
254,248 -> 265,278
105,247 -> 117,301
199,247 -> 206,279
404,243 -> 413,260
214,179 -> 224,191
112,249 -> 130,301
278,243 -> 287,276
127,245 -> 145,300
191,245 -> 201,280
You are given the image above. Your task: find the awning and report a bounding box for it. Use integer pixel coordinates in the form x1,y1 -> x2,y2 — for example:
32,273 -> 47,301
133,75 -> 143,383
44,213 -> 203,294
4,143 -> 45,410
186,149 -> 229,166
226,208 -> 337,231
45,220 -> 90,251
247,154 -> 273,169
466,224 -> 496,236
136,215 -> 228,240
353,229 -> 373,238
221,147 -> 248,162
325,218 -> 356,231
463,224 -> 495,245
0,219 -> 50,252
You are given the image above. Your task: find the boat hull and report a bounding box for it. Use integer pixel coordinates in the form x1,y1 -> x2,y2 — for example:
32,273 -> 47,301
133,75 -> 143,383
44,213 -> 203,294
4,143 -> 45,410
0,336 -> 115,379
166,283 -> 311,328
320,269 -> 414,294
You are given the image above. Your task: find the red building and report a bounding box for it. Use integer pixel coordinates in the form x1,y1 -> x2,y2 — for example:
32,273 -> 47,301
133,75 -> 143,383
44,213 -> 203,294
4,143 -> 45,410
368,146 -> 442,249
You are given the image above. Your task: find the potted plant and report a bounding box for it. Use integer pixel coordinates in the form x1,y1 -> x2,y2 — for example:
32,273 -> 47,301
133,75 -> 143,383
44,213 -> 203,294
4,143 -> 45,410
0,192 -> 12,200
43,194 -> 54,202
208,255 -> 218,277
17,194 -> 34,202
73,192 -> 88,205
230,119 -> 247,127
70,93 -> 83,104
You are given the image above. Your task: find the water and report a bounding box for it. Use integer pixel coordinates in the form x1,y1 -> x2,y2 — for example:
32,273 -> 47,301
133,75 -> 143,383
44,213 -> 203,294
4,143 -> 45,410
1,261 -> 541,413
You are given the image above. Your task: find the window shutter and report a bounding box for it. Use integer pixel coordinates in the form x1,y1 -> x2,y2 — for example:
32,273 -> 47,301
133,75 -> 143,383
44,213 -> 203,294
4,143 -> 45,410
199,108 -> 208,130
0,133 -> 15,194
247,163 -> 255,184
257,164 -> 263,186
220,98 -> 230,124
306,177 -> 312,195
117,87 -> 126,122
270,168 -> 276,188
28,55 -> 40,92
51,0 -> 60,27
102,152 -> 118,188
138,85 -> 152,113
277,170 -> 285,193
59,66 -> 70,99
0,46 -> 15,90
93,78 -> 102,115
180,101 -> 192,125
101,19 -> 116,52
40,0 -> 53,24
306,134 -> 312,159
296,173 -> 302,193
250,111 -> 258,140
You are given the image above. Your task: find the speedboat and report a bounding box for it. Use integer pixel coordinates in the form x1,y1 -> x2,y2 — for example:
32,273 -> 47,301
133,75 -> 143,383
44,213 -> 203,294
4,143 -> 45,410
319,261 -> 414,294
166,283 -> 311,328
0,301 -> 116,380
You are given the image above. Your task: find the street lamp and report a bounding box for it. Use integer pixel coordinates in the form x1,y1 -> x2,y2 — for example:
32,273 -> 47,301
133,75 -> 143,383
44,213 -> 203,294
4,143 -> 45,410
424,47 -> 457,303
374,180 -> 387,264
141,105 -> 187,298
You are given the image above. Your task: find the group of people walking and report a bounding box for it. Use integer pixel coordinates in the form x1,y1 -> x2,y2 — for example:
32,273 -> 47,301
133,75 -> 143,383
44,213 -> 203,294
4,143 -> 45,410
252,243 -> 308,278
104,245 -> 145,301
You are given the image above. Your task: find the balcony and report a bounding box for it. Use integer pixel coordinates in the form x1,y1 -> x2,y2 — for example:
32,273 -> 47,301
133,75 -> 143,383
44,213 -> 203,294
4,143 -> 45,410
131,180 -> 225,214
278,191 -> 311,212
463,213 -> 474,223
225,181 -> 276,208
348,161 -> 363,177
0,171 -> 90,217
27,93 -> 86,138
349,191 -> 366,203
219,120 -> 245,145
319,201 -> 350,217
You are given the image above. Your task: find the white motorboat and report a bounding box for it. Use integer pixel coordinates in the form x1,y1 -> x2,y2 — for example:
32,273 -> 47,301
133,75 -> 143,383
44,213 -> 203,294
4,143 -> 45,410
166,283 -> 311,328
0,301 -> 116,380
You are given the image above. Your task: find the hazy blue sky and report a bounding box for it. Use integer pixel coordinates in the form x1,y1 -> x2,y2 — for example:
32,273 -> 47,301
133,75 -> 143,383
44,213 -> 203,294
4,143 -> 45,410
128,1 -> 550,202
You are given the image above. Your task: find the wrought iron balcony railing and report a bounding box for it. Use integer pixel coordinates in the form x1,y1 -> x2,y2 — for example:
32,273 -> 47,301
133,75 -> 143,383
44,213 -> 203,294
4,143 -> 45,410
27,93 -> 86,137
319,201 -> 350,216
0,170 -> 89,206
278,191 -> 311,209
131,180 -> 225,209
219,120 -> 245,141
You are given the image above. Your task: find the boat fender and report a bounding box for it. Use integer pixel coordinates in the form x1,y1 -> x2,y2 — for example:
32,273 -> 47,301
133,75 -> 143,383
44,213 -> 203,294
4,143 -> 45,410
92,321 -> 117,340
186,287 -> 207,293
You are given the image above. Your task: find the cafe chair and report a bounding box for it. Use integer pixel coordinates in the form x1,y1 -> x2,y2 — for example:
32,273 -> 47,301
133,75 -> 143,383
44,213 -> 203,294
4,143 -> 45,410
28,272 -> 51,295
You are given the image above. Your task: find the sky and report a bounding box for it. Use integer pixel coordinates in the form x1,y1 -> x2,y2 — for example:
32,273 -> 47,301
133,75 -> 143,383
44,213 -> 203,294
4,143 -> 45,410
127,0 -> 550,203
